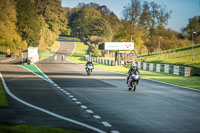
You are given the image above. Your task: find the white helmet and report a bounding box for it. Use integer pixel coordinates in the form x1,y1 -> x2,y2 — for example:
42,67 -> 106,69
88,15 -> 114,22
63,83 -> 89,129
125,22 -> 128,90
132,61 -> 137,67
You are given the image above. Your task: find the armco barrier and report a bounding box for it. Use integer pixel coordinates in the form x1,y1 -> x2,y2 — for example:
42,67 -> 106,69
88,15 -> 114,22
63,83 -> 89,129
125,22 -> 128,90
136,62 -> 191,77
85,55 -> 192,77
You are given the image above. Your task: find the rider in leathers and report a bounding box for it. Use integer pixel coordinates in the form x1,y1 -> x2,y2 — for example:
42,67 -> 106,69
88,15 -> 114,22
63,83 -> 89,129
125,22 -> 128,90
85,61 -> 94,72
127,62 -> 140,85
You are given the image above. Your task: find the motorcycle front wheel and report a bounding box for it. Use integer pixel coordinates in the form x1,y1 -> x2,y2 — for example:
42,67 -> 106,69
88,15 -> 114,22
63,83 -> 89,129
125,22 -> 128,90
132,81 -> 137,91
87,71 -> 91,76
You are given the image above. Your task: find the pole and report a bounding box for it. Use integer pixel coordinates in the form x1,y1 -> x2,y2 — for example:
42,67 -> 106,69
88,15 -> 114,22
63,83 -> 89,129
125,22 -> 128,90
159,36 -> 162,57
192,31 -> 196,60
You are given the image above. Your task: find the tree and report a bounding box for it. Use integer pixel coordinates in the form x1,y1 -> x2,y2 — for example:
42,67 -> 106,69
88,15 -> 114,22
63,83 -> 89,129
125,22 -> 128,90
70,7 -> 102,36
34,0 -> 68,35
123,0 -> 171,31
0,0 -> 26,52
88,18 -> 112,40
114,21 -> 148,54
15,0 -> 41,47
122,0 -> 141,26
183,16 -> 200,43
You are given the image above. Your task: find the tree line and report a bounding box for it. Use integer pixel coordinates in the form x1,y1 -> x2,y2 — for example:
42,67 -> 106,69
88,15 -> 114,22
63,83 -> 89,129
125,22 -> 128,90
0,0 -> 199,56
0,0 -> 68,54
67,0 -> 200,55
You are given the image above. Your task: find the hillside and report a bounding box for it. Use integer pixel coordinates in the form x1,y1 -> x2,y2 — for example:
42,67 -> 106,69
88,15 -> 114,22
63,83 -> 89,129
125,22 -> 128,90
137,44 -> 200,68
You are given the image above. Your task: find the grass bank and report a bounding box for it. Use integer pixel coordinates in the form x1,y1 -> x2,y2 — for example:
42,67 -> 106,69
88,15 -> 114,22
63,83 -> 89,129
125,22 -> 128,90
39,41 -> 59,59
0,124 -> 79,133
68,38 -> 200,90
137,44 -> 200,68
0,79 -> 8,108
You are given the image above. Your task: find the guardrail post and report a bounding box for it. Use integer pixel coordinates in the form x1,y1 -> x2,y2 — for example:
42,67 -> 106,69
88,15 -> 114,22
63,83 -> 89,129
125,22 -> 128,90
156,64 -> 161,72
138,62 -> 141,69
173,65 -> 179,75
149,63 -> 154,71
143,62 -> 147,70
164,64 -> 169,73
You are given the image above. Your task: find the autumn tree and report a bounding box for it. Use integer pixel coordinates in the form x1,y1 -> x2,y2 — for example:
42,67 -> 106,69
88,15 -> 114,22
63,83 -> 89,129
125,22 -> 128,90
183,16 -> 200,43
0,0 -> 26,53
88,18 -> 112,40
121,0 -> 172,54
34,0 -> 68,49
15,0 -> 41,47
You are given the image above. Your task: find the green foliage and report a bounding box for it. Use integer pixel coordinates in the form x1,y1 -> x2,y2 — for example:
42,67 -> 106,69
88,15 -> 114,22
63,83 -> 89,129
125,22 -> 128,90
1,0 -> 69,54
68,3 -> 119,42
34,0 -> 68,35
0,124 -> 79,133
88,18 -> 112,39
0,79 -> 9,108
90,45 -> 102,57
0,0 -> 27,53
70,7 -> 102,36
114,22 -> 148,54
15,0 -> 41,47
183,16 -> 200,43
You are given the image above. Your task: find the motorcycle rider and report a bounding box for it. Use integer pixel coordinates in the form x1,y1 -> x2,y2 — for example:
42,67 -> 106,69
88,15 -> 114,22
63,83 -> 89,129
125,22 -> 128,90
85,61 -> 94,72
127,62 -> 140,85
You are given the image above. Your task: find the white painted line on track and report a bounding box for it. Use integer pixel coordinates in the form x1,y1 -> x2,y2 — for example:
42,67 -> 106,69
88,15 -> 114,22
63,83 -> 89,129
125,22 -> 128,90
101,122 -> 112,127
86,110 -> 94,114
93,115 -> 101,119
81,105 -> 87,109
72,98 -> 77,101
34,65 -> 53,83
60,89 -> 64,91
111,130 -> 120,133
69,95 -> 74,98
53,84 -> 58,87
63,90 -> 67,93
76,101 -> 81,104
65,93 -> 70,95
57,87 -> 61,89
0,72 -> 106,133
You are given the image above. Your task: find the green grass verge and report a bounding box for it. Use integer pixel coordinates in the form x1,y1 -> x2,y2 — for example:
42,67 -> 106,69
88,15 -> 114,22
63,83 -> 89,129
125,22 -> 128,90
20,65 -> 48,81
0,79 -> 9,108
0,54 -> 6,57
137,44 -> 200,68
60,36 -> 81,42
68,39 -> 200,90
39,41 -> 59,60
68,41 -> 88,64
0,124 -> 80,133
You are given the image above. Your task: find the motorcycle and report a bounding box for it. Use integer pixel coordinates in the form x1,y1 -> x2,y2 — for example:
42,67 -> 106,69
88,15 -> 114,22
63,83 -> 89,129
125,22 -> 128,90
86,64 -> 94,76
127,72 -> 140,91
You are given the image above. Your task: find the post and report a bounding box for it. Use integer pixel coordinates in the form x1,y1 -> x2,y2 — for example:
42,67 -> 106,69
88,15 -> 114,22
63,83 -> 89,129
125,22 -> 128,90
192,31 -> 196,60
159,36 -> 162,57
21,52 -> 23,64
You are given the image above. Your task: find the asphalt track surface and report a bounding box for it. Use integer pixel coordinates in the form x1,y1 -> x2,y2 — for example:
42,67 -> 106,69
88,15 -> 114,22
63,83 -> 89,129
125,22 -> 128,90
0,38 -> 200,133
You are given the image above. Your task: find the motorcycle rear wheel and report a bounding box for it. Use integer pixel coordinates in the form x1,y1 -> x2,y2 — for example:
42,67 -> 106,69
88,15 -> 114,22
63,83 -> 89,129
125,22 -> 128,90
87,71 -> 91,76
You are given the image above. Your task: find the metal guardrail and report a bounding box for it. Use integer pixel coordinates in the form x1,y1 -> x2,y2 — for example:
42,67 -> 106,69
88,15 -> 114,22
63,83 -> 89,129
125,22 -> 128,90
85,55 -> 195,77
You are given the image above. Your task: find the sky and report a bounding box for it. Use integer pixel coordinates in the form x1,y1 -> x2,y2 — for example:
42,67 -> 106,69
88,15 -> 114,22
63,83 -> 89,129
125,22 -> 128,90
61,0 -> 200,32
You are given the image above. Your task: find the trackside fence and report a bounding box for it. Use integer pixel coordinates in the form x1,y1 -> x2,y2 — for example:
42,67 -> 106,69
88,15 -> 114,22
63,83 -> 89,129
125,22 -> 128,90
85,55 -> 193,77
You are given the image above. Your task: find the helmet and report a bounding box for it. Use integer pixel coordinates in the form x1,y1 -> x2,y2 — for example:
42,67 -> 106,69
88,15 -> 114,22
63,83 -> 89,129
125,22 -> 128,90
131,61 -> 137,67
